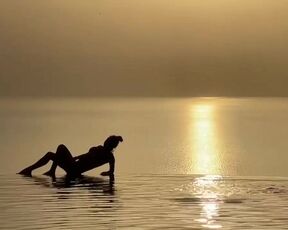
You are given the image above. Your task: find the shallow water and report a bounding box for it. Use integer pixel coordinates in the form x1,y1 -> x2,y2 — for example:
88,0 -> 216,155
1,174 -> 288,229
1,97 -> 288,228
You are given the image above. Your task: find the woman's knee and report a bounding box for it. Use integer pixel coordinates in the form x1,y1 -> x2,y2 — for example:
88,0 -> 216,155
56,144 -> 69,153
44,152 -> 55,160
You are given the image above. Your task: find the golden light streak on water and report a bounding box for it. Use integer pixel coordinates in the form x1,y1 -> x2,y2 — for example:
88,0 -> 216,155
194,175 -> 223,229
189,102 -> 221,175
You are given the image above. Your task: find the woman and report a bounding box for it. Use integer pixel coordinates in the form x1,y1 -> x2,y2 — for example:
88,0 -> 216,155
19,135 -> 123,179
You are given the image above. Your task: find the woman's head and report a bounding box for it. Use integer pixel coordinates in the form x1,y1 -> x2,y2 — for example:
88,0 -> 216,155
103,135 -> 123,151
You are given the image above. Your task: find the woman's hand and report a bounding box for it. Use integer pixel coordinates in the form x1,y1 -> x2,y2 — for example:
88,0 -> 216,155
101,171 -> 115,181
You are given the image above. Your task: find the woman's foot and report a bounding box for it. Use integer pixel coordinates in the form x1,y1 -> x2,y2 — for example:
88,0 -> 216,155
43,170 -> 55,178
18,168 -> 32,177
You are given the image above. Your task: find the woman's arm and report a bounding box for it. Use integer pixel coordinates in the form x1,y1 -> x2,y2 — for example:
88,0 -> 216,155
101,155 -> 115,176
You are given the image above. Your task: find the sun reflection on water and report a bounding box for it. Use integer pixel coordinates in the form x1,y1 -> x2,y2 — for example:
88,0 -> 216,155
187,101 -> 223,228
194,176 -> 223,229
189,102 -> 220,175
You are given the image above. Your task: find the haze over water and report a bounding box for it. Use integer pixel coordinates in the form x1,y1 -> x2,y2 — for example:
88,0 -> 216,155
1,1 -> 288,97
1,97 -> 288,229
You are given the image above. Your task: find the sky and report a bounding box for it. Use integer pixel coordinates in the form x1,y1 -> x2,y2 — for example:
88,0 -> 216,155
0,0 -> 288,97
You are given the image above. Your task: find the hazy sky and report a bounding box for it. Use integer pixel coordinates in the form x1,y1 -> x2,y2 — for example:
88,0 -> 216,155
1,0 -> 288,97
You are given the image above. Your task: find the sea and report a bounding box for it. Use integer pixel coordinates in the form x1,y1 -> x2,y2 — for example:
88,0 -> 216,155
1,97 -> 288,229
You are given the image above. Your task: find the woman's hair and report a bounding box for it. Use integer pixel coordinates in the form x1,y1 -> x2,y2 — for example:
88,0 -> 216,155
104,135 -> 123,149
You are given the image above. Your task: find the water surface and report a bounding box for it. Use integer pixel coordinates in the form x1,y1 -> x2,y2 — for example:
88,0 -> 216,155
1,97 -> 288,176
1,174 -> 288,229
1,97 -> 288,228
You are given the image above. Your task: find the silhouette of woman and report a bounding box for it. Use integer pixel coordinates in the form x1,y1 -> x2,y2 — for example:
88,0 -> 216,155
18,135 -> 123,179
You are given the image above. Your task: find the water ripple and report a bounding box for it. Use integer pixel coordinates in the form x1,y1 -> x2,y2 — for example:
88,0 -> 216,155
1,174 -> 288,229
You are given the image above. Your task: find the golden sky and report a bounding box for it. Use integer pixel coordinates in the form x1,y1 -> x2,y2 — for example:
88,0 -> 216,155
1,0 -> 288,97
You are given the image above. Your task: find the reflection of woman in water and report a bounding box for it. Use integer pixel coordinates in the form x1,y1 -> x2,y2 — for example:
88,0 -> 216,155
19,135 -> 123,179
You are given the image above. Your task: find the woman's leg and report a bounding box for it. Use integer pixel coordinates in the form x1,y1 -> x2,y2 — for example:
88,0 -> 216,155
43,144 -> 74,177
18,152 -> 55,176
19,144 -> 74,177
43,161 -> 57,177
